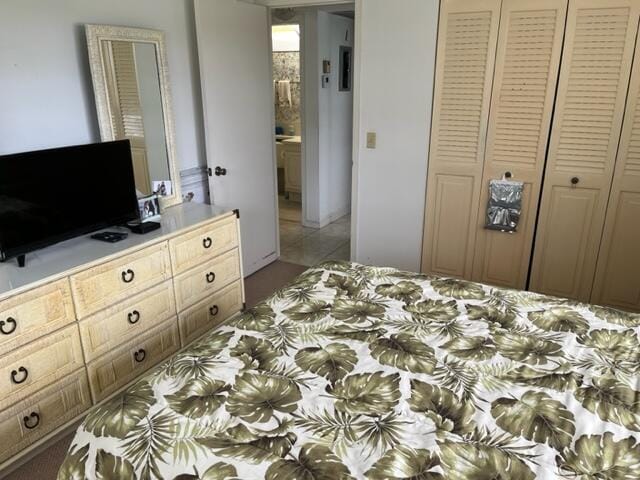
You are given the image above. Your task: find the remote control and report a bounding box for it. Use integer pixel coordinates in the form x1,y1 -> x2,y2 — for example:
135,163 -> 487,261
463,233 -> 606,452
91,231 -> 128,243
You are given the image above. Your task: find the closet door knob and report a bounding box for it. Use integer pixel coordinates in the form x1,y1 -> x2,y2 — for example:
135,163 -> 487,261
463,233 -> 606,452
206,272 -> 216,284
571,177 -> 580,185
203,237 -> 213,249
209,305 -> 219,317
128,310 -> 141,324
121,269 -> 135,283
23,412 -> 40,430
0,317 -> 17,335
134,349 -> 146,363
11,366 -> 28,384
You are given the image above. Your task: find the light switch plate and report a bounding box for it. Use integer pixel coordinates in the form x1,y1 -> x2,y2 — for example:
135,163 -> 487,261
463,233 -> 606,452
366,132 -> 377,149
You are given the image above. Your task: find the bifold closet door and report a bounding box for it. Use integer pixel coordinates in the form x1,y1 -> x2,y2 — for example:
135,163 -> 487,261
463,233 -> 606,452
471,0 -> 567,289
529,0 -> 640,301
592,27 -> 640,312
421,0 -> 501,278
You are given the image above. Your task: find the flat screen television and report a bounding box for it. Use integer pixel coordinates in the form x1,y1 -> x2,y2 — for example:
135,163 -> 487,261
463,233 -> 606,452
0,140 -> 139,264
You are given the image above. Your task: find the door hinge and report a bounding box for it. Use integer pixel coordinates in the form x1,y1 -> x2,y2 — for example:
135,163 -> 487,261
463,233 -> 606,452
207,167 -> 213,177
233,209 -> 240,219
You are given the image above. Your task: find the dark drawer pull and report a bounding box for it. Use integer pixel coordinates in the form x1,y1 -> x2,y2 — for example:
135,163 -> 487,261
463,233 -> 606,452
0,317 -> 17,335
23,412 -> 40,430
121,269 -> 135,283
11,366 -> 28,384
134,349 -> 146,363
571,176 -> 580,185
206,272 -> 216,284
128,310 -> 141,324
203,237 -> 213,249
209,305 -> 219,317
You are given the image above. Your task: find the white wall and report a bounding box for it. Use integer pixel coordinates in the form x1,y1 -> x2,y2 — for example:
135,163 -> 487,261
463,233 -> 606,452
352,0 -> 438,271
301,10 -> 353,228
325,12 -> 353,222
0,0 -> 206,172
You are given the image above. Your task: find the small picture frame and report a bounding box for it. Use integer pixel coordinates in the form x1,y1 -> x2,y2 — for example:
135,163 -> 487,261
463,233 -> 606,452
138,194 -> 161,223
153,180 -> 172,197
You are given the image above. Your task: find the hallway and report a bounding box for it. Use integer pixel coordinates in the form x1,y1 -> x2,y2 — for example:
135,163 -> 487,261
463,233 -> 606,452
278,197 -> 350,266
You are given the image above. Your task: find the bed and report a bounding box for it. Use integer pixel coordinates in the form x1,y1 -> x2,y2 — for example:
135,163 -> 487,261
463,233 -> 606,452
57,260 -> 640,479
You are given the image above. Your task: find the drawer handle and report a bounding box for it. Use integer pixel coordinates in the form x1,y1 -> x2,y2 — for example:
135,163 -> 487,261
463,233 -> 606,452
571,176 -> 580,185
209,305 -> 219,317
0,317 -> 17,335
203,237 -> 213,249
206,272 -> 216,284
134,349 -> 146,363
11,366 -> 28,384
121,269 -> 135,283
128,310 -> 141,324
23,412 -> 40,430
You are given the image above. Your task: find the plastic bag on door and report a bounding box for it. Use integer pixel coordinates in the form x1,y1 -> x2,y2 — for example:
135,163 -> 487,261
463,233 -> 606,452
485,179 -> 523,232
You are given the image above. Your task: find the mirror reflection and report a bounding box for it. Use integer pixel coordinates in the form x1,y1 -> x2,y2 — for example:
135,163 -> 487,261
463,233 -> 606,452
100,40 -> 171,196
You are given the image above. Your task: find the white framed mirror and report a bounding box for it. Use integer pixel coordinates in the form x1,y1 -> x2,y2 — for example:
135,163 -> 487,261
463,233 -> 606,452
85,24 -> 181,208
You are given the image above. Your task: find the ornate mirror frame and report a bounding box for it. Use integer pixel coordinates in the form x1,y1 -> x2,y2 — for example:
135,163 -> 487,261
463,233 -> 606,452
85,24 -> 182,208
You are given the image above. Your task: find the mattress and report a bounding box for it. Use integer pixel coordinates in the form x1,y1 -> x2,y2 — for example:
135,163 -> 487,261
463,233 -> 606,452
58,261 -> 640,479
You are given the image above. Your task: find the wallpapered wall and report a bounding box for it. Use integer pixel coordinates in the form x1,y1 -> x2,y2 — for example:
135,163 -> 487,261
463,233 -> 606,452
273,51 -> 301,136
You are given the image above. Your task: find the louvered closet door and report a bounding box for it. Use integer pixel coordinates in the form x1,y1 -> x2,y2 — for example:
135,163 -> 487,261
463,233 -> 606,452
592,27 -> 640,312
421,0 -> 501,278
472,0 -> 567,289
529,0 -> 640,301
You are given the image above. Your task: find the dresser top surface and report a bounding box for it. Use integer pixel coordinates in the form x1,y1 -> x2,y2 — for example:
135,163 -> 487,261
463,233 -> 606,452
0,202 -> 234,298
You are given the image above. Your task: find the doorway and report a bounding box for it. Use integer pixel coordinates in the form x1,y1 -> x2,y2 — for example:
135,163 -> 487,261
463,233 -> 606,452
271,5 -> 355,267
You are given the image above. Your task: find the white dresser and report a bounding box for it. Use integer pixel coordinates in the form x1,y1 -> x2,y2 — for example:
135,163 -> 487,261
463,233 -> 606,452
0,203 -> 244,471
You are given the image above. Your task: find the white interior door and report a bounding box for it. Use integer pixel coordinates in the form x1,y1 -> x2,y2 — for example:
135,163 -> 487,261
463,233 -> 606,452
195,0 -> 278,276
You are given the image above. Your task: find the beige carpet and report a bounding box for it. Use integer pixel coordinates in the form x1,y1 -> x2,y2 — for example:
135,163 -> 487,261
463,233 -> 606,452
2,260 -> 308,480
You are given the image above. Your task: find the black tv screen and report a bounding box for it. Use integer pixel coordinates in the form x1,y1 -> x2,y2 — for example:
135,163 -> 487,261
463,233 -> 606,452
0,140 -> 139,261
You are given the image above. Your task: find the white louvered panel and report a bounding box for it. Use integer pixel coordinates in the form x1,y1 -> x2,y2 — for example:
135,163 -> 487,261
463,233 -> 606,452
422,0 -> 501,279
110,41 -> 145,139
491,8 -> 559,167
555,7 -> 630,174
436,10 -> 493,164
624,95 -> 640,174
472,0 -> 567,289
593,16 -> 640,312
531,0 -> 640,302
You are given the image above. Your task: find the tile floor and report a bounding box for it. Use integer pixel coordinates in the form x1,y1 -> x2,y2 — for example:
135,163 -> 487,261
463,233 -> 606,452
278,199 -> 351,266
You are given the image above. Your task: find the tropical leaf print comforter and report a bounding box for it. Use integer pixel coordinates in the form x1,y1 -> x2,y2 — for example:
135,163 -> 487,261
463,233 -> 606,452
58,261 -> 640,479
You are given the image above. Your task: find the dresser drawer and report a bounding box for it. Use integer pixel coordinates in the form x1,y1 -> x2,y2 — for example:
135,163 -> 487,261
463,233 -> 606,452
169,214 -> 238,275
87,318 -> 180,402
0,279 -> 75,354
174,249 -> 241,312
178,281 -> 243,346
0,370 -> 90,465
78,280 -> 177,362
0,325 -> 84,411
70,242 -> 171,318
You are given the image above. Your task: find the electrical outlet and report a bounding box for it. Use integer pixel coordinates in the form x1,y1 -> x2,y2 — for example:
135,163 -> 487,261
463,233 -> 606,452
366,132 -> 377,149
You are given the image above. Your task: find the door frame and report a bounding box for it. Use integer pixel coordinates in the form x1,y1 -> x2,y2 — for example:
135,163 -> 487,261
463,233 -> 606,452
264,0 -> 360,259
252,0 -> 364,260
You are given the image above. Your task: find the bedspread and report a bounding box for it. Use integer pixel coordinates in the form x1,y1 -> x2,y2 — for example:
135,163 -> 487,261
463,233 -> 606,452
58,261 -> 640,479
